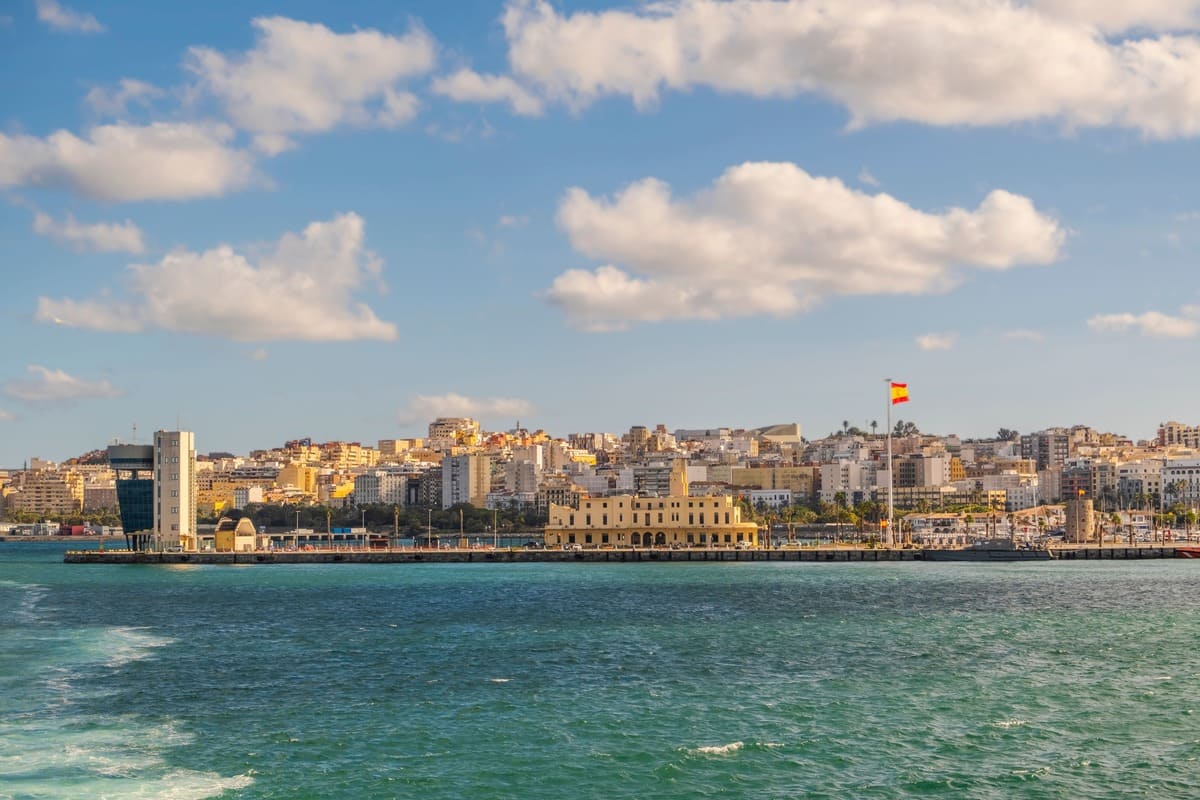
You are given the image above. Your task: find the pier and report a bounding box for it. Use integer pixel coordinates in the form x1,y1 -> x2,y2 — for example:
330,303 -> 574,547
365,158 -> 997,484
63,544 -> 1185,565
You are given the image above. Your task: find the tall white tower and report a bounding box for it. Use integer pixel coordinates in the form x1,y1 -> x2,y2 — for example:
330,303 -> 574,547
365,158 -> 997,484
153,430 -> 197,551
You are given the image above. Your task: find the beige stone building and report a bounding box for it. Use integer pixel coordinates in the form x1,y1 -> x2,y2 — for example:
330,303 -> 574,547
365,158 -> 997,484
545,494 -> 760,549
8,471 -> 83,515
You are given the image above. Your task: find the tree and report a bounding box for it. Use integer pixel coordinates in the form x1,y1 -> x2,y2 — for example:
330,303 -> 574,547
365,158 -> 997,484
870,420 -> 878,438
893,420 -> 920,437
842,420 -> 850,435
997,428 -> 1019,441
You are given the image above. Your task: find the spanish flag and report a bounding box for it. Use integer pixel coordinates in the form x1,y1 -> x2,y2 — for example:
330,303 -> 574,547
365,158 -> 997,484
890,382 -> 909,405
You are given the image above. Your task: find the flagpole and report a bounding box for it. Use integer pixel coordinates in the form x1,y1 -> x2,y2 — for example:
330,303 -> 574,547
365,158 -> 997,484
885,377 -> 894,547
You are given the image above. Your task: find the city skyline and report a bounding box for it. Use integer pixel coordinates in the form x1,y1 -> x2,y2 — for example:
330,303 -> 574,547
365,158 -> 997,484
4,1 -> 1200,465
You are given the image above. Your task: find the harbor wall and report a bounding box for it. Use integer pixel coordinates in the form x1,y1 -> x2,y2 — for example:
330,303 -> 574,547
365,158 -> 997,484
63,545 -> 1182,565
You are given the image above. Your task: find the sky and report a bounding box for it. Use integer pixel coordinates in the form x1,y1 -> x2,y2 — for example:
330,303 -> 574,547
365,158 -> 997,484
3,0 -> 1200,464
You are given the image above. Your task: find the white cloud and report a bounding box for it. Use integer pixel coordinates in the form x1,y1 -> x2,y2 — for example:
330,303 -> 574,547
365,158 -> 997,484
398,393 -> 533,424
249,348 -> 268,361
84,79 -> 163,118
857,167 -> 880,187
32,211 -> 145,254
916,332 -> 957,351
36,0 -> 103,34
3,365 -> 121,403
498,214 -> 529,228
1002,328 -> 1046,341
1088,309 -> 1200,338
0,122 -> 258,201
36,213 -> 398,342
187,17 -> 436,143
431,68 -> 543,116
499,0 -> 1200,138
1030,0 -> 1200,33
544,161 -> 1063,330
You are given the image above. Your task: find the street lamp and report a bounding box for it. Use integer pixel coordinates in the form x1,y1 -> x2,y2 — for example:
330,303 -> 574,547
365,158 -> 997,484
361,509 -> 366,550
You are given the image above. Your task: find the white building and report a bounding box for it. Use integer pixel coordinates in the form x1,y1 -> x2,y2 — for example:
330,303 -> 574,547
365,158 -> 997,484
748,489 -> 792,509
154,430 -> 196,551
442,453 -> 490,508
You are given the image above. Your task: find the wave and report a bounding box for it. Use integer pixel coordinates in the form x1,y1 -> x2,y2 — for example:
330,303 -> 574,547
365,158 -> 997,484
690,741 -> 744,756
993,719 -> 1027,728
0,716 -> 253,800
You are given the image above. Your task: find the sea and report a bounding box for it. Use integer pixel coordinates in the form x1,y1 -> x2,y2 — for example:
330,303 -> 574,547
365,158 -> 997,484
3,540 -> 1200,799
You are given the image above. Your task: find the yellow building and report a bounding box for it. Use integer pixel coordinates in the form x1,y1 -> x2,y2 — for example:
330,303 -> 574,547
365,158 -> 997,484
545,493 -> 760,548
214,517 -> 258,552
277,463 -> 318,499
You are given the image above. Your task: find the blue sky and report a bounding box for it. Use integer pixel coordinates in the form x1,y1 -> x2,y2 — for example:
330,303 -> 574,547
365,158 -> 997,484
3,0 -> 1200,464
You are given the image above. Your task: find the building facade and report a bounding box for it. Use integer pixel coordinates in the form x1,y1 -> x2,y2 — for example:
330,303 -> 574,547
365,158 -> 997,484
545,493 -> 760,548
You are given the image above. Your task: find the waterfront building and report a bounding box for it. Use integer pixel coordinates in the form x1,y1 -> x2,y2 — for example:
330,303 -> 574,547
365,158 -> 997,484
154,430 -> 197,552
1065,495 -> 1095,543
214,516 -> 257,552
107,443 -> 155,550
544,493 -> 759,548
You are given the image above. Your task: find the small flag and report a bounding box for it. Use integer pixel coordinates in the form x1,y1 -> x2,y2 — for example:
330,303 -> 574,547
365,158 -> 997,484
890,382 -> 909,405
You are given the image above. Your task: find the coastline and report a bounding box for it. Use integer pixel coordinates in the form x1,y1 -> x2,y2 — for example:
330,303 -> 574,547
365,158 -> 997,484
61,544 -> 1183,564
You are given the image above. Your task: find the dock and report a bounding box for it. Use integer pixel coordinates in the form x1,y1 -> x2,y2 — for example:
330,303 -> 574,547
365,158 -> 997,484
63,544 -> 1185,565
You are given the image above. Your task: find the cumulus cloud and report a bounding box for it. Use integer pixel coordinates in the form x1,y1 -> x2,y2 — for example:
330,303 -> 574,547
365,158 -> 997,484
398,393 -> 533,424
36,0 -> 103,34
1088,309 -> 1200,338
497,0 -> 1200,138
543,161 -> 1063,330
32,211 -> 145,254
36,213 -> 398,342
431,69 -> 543,116
916,332 -> 957,351
187,16 -> 436,150
84,79 -> 164,118
3,366 -> 121,404
0,122 -> 258,202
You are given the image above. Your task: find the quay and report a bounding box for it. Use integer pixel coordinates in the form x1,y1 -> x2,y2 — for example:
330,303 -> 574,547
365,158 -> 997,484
63,544 -> 1185,565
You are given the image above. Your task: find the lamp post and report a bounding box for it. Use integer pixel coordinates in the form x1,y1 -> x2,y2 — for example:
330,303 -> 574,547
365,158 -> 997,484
361,508 -> 366,551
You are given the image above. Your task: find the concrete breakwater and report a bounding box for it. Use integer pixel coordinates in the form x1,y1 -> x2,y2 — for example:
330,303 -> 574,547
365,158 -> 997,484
64,545 -> 1183,565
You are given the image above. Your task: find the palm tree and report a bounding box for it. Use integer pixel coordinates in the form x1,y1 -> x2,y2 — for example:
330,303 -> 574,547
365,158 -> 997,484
870,420 -> 878,438
842,420 -> 850,435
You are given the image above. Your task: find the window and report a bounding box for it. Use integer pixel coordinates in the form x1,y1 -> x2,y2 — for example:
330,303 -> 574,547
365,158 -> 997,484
689,513 -> 694,525
171,506 -> 178,514
585,534 -> 593,544
586,514 -> 592,526
699,513 -> 705,525
602,514 -> 608,525
602,533 -> 609,544
658,512 -> 663,523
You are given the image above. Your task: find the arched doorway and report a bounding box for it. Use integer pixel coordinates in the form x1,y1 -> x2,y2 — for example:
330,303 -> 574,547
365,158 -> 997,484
655,532 -> 667,546
630,532 -> 641,547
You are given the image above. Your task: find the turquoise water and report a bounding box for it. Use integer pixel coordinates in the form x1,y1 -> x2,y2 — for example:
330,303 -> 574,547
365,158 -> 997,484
3,542 -> 1200,799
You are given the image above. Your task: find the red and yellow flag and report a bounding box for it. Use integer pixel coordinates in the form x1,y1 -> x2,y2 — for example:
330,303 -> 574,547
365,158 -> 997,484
890,382 -> 909,405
